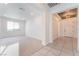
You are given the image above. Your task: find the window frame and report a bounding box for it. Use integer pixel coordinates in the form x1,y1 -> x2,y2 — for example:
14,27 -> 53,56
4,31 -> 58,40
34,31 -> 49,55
7,21 -> 20,31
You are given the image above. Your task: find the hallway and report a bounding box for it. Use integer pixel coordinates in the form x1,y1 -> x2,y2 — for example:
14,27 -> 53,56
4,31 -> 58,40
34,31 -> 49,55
0,3 -> 79,56
32,37 -> 79,56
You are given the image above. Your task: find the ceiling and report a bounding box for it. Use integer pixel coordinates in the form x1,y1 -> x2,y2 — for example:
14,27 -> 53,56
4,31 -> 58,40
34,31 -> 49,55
0,3 -> 47,20
0,3 -> 61,20
58,8 -> 77,19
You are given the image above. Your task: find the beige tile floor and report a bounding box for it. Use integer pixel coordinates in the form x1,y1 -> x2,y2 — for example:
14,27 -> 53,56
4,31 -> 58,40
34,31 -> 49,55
19,37 -> 43,56
20,37 -> 79,56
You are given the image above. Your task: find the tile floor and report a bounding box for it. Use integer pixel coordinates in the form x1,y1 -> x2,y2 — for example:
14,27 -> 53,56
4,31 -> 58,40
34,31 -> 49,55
31,37 -> 79,56
0,36 -> 78,56
19,37 -> 43,56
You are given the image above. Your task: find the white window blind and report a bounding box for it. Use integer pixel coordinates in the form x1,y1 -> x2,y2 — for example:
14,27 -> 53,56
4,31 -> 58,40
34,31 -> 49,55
7,21 -> 20,31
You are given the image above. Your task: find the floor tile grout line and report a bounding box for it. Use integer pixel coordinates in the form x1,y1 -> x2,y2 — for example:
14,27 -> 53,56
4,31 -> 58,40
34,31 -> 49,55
58,38 -> 65,56
72,38 -> 75,56
58,45 -> 64,56
44,47 -> 56,56
32,37 -> 76,56
60,37 -> 75,56
53,37 -> 64,56
31,46 -> 46,56
31,45 -> 55,56
47,43 -> 63,51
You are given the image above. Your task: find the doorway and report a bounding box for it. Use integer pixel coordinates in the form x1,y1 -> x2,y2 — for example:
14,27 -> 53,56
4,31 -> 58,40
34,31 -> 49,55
50,8 -> 78,55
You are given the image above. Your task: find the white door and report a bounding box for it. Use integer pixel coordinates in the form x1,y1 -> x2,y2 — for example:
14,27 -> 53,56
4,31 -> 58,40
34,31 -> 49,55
60,19 -> 74,37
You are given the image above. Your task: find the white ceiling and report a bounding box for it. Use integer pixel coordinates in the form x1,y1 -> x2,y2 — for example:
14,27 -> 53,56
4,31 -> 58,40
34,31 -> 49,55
49,3 -> 79,14
0,3 -> 48,20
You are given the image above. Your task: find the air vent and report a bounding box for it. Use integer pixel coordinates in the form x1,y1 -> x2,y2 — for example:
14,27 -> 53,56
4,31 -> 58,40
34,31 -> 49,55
48,3 -> 59,8
19,8 -> 25,11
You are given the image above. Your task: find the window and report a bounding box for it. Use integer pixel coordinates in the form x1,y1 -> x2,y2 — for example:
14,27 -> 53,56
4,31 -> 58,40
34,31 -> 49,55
7,21 -> 20,31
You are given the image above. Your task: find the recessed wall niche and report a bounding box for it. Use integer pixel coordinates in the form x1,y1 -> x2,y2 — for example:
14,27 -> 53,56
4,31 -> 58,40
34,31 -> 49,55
58,8 -> 77,19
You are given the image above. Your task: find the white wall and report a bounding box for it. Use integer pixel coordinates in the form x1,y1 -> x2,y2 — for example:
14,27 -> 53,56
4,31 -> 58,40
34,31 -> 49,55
25,11 -> 60,45
52,15 -> 77,38
77,7 -> 79,51
51,14 -> 77,41
25,12 -> 48,45
25,16 -> 43,40
52,14 -> 60,39
59,18 -> 77,38
0,16 -> 25,39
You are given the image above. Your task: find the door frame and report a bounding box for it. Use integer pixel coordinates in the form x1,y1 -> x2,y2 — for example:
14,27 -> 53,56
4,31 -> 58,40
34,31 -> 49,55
49,7 -> 79,51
